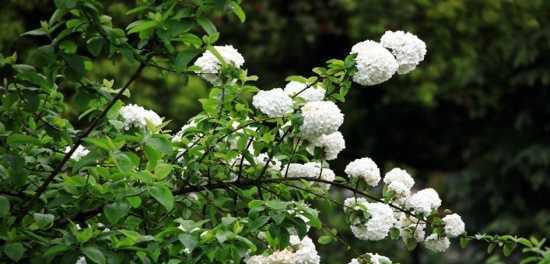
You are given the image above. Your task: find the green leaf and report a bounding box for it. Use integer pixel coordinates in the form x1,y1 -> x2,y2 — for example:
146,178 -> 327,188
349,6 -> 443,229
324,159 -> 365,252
318,235 -> 332,245
4,242 -> 25,262
86,37 -> 105,57
82,246 -> 106,264
174,49 -> 200,71
196,17 -> 217,36
154,163 -> 173,180
180,33 -> 202,48
104,202 -> 130,224
43,244 -> 71,257
266,200 -> 286,210
144,135 -> 173,154
0,196 -> 10,217
178,234 -> 198,252
228,2 -> 246,23
127,196 -> 142,208
127,20 -> 158,34
7,134 -> 41,145
32,213 -> 55,230
150,185 -> 174,212
54,0 -> 76,9
64,54 -> 86,80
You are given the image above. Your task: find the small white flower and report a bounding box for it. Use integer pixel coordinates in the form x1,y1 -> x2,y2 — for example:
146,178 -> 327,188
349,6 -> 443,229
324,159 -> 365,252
424,233 -> 450,253
380,30 -> 427,74
387,181 -> 410,201
350,40 -> 398,86
345,157 -> 381,187
119,104 -> 162,130
194,45 -> 245,83
442,213 -> 466,238
310,131 -> 346,160
406,188 -> 442,215
247,235 -> 320,264
383,168 -> 415,190
300,101 -> 344,138
75,256 -> 87,264
252,88 -> 294,118
284,81 -> 325,102
65,145 -> 90,161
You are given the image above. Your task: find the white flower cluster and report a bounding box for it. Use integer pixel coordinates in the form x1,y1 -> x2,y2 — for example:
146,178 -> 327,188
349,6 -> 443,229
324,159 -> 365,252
380,31 -> 427,74
405,188 -> 441,215
245,235 -> 320,264
351,40 -> 398,86
344,198 -> 396,241
65,145 -> 90,161
255,153 -> 283,171
348,253 -> 392,264
299,101 -> 344,138
286,162 -> 335,190
424,234 -> 450,253
75,256 -> 87,264
344,157 -> 380,187
442,213 -> 466,238
284,81 -> 325,102
193,45 -> 245,83
351,30 -> 426,86
383,168 -> 415,203
119,104 -> 162,130
252,88 -> 294,118
396,213 -> 426,242
310,131 -> 346,160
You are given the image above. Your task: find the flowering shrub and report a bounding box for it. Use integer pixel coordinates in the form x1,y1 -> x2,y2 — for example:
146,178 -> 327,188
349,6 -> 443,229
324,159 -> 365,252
0,0 -> 548,263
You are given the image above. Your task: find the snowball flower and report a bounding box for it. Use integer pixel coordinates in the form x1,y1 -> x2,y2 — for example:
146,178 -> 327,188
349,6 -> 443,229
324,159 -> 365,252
406,188 -> 442,215
119,104 -> 162,130
350,40 -> 398,86
383,168 -> 415,190
252,88 -> 294,117
246,235 -> 320,264
387,181 -> 410,201
286,162 -> 335,190
284,81 -> 325,102
193,45 -> 245,83
344,198 -> 396,241
380,30 -> 427,74
424,234 -> 450,253
442,213 -> 466,237
398,214 -> 426,242
300,101 -> 344,138
65,145 -> 90,161
255,153 -> 282,171
311,131 -> 346,160
344,157 -> 381,187
348,253 -> 392,264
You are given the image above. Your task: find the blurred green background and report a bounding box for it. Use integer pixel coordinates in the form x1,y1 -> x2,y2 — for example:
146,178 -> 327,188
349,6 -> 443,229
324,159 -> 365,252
2,0 -> 549,263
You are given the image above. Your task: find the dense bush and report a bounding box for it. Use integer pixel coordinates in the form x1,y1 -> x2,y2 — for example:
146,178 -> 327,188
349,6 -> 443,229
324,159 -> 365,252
0,0 -> 549,263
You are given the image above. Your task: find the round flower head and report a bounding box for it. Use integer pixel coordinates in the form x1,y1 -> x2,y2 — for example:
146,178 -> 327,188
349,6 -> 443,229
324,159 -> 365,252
348,253 -> 391,264
387,181 -> 410,202
255,153 -> 282,171
65,145 -> 90,161
193,45 -> 245,83
248,235 -> 320,264
119,104 -> 162,130
285,163 -> 308,178
424,234 -> 450,253
380,30 -> 427,74
252,88 -> 294,118
442,213 -> 466,237
406,188 -> 442,215
398,214 -> 426,242
300,101 -> 344,138
350,40 -> 398,86
245,255 -> 268,264
284,81 -> 325,102
383,168 -> 415,190
345,157 -> 381,187
311,131 -> 346,160
345,199 -> 396,241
